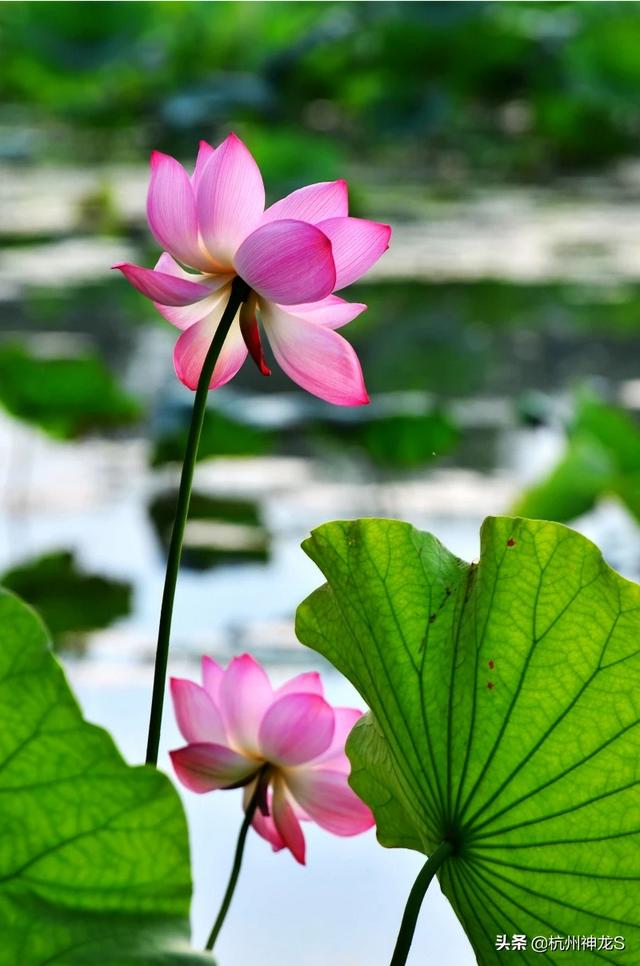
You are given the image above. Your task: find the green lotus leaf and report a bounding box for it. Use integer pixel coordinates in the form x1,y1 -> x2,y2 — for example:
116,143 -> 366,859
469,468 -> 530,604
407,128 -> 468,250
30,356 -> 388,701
0,342 -> 141,439
512,434 -> 614,523
0,588 -> 210,964
1,550 -> 132,650
297,516 -> 640,964
514,392 -> 640,524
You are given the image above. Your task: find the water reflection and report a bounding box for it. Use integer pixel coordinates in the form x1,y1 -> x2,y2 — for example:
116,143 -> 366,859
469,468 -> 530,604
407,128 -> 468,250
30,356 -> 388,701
149,490 -> 270,570
1,548 -> 132,652
0,340 -> 140,438
151,407 -> 274,467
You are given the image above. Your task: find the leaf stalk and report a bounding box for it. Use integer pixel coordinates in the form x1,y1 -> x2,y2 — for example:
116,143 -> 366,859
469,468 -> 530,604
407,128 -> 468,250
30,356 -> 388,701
390,840 -> 453,966
205,765 -> 271,953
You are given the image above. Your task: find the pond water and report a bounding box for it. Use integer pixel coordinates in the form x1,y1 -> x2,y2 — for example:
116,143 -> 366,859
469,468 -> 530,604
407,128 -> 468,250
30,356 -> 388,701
3,165 -> 640,964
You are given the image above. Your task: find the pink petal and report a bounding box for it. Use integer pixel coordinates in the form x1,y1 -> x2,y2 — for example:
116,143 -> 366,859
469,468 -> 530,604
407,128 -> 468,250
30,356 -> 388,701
273,778 -> 306,864
234,220 -> 336,305
274,671 -> 324,699
281,294 -> 367,330
245,783 -> 285,852
154,251 -> 209,281
262,180 -> 348,226
253,781 -> 310,823
170,742 -> 257,793
114,262 -> 214,306
196,132 -> 265,267
154,293 -> 229,331
317,216 -> 391,289
285,767 -> 375,836
152,253 -> 234,329
202,655 -> 224,706
173,304 -> 247,391
146,151 -> 212,272
260,301 -> 369,406
291,799 -> 312,822
310,707 -> 362,773
258,693 -> 334,766
170,677 -> 226,744
219,653 -> 273,756
192,140 -> 215,190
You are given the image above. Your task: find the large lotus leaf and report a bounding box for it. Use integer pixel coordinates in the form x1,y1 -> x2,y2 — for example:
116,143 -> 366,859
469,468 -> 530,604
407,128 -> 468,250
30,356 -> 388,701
297,516 -> 640,964
0,588 -> 209,964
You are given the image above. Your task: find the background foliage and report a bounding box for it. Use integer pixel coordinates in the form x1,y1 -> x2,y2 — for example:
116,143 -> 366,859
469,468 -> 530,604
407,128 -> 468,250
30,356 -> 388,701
3,2 -> 640,180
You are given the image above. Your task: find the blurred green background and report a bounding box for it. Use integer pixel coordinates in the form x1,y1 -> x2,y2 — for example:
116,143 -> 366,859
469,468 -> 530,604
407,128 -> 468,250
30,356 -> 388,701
1,0 -> 640,641
4,1 -> 640,178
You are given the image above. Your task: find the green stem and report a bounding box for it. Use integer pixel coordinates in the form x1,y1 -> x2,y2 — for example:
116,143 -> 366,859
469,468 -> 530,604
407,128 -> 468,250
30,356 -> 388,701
145,276 -> 249,766
389,841 -> 453,966
205,768 -> 269,953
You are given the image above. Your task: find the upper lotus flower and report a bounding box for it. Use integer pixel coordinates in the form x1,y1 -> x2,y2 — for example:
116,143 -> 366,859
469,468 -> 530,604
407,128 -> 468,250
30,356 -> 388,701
170,653 -> 374,864
115,134 -> 390,405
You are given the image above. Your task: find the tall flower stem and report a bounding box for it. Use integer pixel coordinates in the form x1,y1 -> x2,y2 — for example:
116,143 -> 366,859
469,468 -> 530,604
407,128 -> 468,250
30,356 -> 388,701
205,767 -> 270,953
389,841 -> 453,966
145,276 -> 250,766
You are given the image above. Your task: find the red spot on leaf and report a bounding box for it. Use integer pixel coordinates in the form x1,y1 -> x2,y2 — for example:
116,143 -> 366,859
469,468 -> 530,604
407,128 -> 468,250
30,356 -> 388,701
488,660 -> 495,670
506,538 -> 516,547
487,681 -> 495,690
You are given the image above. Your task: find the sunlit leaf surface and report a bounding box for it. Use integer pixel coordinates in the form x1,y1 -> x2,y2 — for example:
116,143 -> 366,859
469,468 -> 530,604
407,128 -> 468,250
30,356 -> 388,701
0,589 -> 209,963
297,516 -> 640,964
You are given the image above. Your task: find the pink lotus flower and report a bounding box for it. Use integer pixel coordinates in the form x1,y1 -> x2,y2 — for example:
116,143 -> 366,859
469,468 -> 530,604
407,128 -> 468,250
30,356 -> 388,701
115,133 -> 390,405
169,654 -> 374,864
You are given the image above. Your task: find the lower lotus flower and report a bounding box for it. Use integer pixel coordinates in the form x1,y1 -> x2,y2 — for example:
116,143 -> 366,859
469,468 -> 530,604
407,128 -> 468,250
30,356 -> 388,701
115,132 -> 391,405
170,653 -> 374,865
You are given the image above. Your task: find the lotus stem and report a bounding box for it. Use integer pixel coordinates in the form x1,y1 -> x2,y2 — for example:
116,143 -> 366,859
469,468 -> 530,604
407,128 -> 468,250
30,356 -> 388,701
145,276 -> 250,766
389,840 -> 453,966
205,766 -> 270,953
